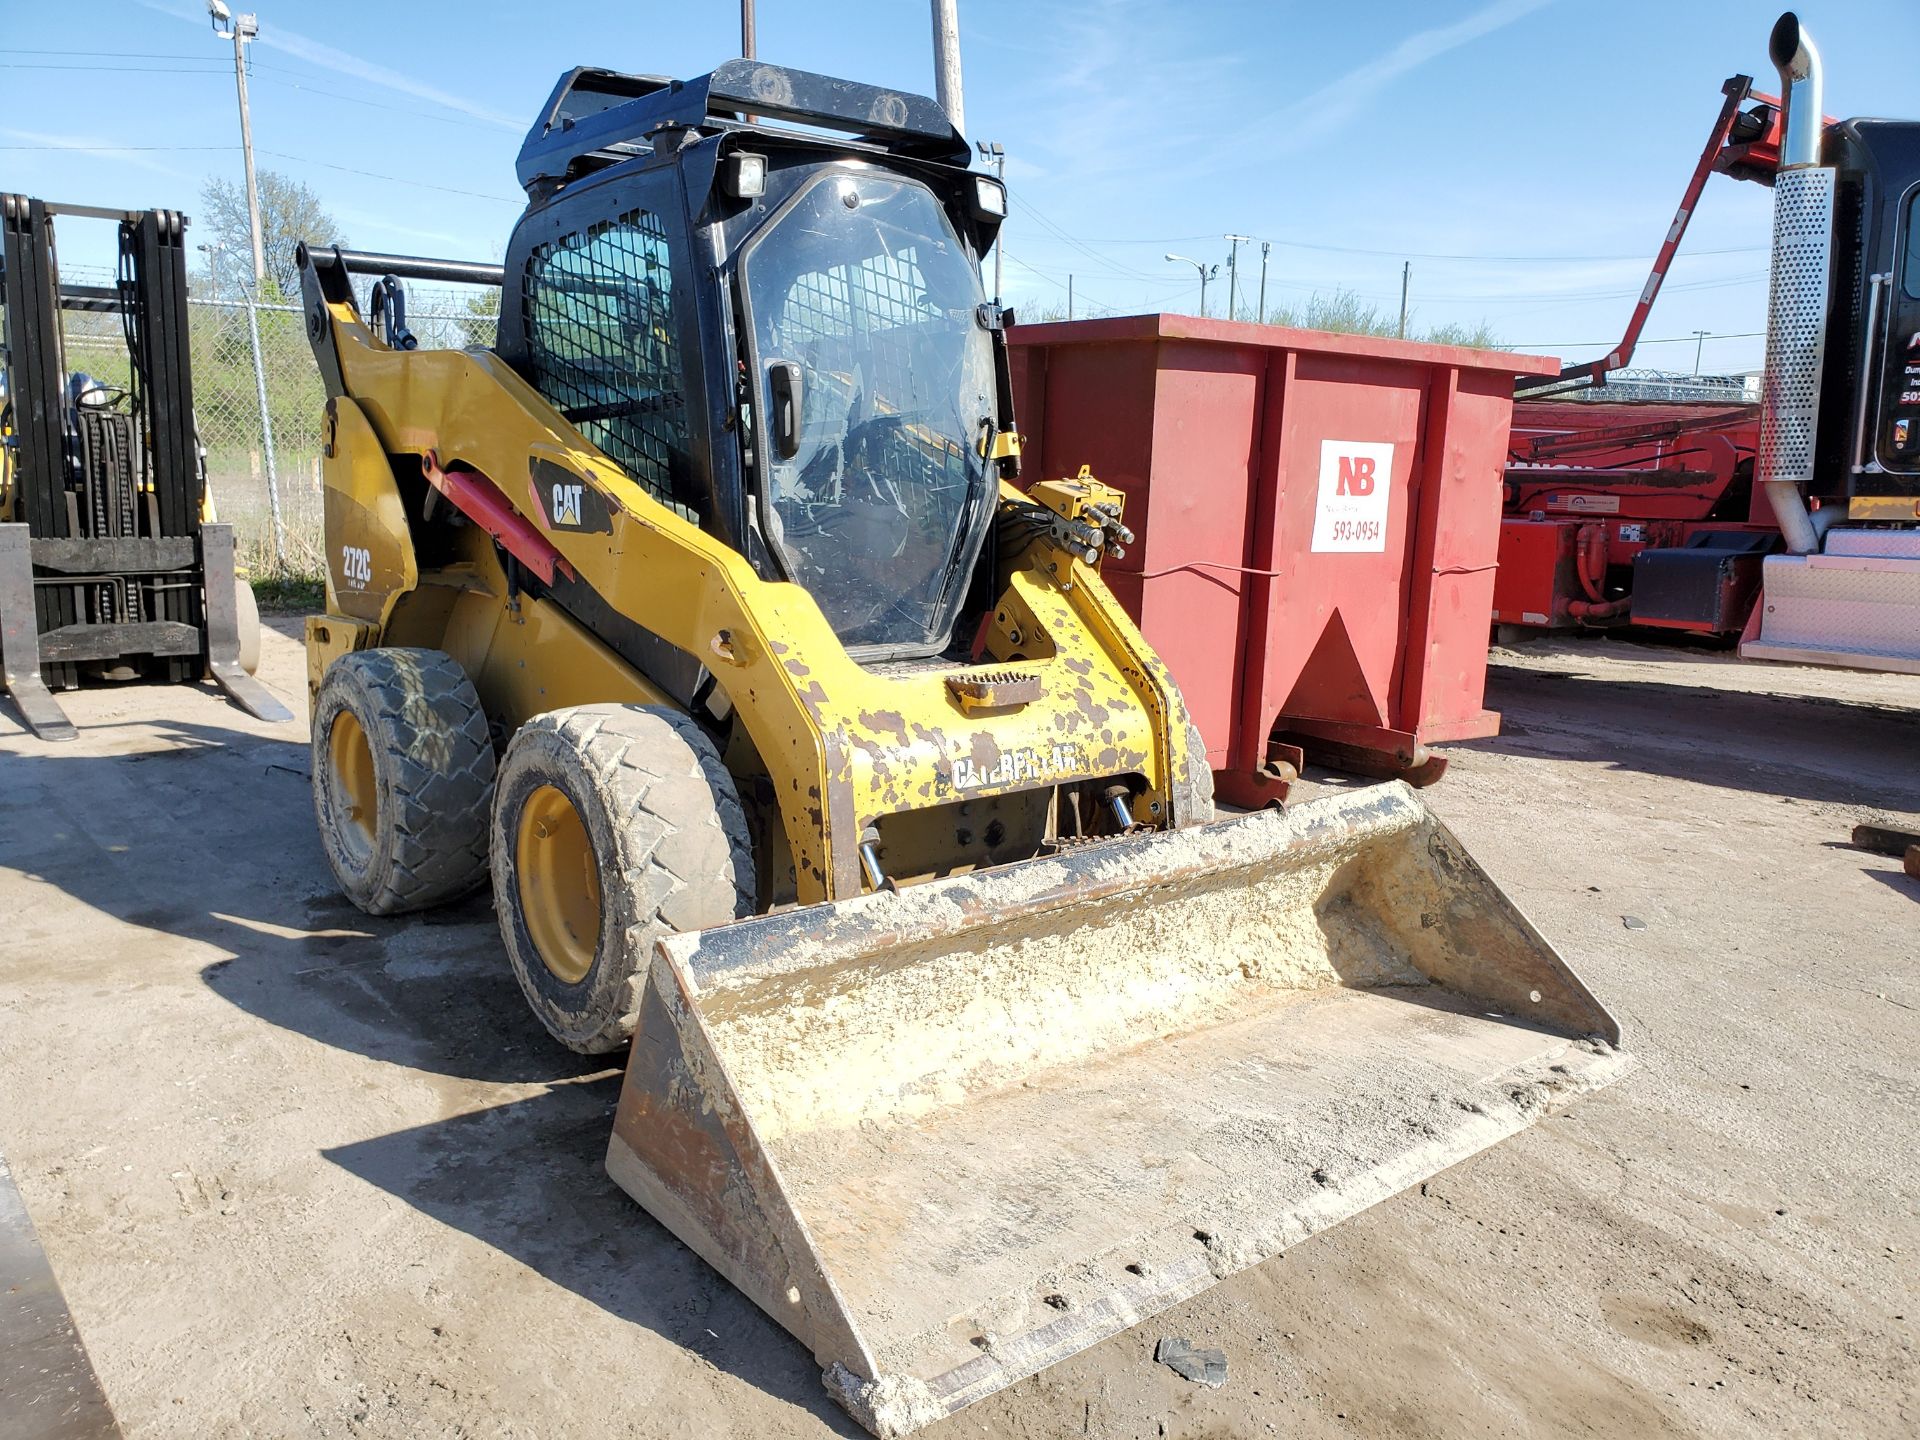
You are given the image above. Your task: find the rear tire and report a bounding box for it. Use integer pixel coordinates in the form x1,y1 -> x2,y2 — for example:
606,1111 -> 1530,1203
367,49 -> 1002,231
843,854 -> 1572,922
312,648 -> 496,915
491,705 -> 753,1054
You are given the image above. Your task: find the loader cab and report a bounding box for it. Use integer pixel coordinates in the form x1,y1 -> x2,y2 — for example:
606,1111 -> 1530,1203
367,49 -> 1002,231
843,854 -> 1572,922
495,61 -> 1011,659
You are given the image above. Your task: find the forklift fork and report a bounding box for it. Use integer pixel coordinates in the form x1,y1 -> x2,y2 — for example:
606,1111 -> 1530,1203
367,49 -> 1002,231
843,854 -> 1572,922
0,524 -> 77,741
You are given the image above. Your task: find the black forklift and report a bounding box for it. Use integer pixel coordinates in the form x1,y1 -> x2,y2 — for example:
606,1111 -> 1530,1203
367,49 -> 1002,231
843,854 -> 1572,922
0,195 -> 290,738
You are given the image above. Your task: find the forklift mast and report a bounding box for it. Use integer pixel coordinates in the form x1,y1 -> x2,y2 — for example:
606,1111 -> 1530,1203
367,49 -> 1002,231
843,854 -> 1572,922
0,195 -> 287,738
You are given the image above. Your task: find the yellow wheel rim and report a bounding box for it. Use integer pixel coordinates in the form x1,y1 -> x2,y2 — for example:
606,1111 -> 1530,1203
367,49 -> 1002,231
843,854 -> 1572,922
516,784 -> 601,985
327,710 -> 378,864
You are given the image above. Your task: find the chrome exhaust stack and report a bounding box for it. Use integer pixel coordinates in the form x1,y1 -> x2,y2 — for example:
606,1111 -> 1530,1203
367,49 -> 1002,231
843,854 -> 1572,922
1758,11 -> 1832,555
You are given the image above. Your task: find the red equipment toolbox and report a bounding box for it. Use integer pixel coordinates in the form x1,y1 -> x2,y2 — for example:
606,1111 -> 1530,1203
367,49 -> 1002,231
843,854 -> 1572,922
1009,314 -> 1553,806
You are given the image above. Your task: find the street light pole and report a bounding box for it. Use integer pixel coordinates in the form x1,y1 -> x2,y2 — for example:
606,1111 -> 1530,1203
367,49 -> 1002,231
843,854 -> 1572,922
1166,254 -> 1216,318
1398,260 -> 1411,340
1692,329 -> 1710,374
1224,234 -> 1250,320
1257,240 -> 1270,324
208,2 -> 265,289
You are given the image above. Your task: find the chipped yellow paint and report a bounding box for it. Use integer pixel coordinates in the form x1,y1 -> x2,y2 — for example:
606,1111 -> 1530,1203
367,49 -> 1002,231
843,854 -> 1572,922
320,396 -> 418,628
305,294 -> 1203,902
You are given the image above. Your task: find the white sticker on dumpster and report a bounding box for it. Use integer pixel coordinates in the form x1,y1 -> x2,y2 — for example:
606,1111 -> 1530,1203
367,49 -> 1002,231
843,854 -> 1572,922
1310,440 -> 1394,553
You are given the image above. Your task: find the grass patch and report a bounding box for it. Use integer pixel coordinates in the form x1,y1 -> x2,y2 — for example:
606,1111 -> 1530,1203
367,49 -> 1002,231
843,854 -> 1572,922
250,572 -> 326,612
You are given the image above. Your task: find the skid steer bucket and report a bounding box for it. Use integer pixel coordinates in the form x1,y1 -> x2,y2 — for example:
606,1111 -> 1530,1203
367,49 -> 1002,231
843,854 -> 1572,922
606,782 -> 1627,1436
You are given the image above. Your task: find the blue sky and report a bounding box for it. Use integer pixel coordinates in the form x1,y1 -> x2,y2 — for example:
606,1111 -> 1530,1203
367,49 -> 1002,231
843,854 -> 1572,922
3,0 -> 1911,372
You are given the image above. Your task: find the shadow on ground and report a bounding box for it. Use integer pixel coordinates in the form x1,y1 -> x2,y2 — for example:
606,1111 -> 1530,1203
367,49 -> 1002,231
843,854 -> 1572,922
0,714 -> 595,1086
1465,662 -> 1920,813
1,711 -> 857,1429
321,1085 -> 861,1436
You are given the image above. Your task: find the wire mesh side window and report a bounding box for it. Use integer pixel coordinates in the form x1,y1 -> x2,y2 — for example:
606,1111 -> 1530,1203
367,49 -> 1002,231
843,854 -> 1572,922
522,208 -> 692,517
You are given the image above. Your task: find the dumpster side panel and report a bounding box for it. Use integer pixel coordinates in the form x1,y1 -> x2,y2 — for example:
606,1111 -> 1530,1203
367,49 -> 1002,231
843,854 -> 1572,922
1247,352 -> 1425,739
1130,339 -> 1263,767
1398,367 -> 1510,742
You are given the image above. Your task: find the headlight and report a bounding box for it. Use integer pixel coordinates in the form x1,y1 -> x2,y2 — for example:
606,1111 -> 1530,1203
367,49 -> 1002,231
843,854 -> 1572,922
721,152 -> 767,200
971,175 -> 1007,220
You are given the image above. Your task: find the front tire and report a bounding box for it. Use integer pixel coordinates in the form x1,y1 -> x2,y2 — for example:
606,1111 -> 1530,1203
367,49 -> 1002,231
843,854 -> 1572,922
312,648 -> 496,915
491,705 -> 753,1054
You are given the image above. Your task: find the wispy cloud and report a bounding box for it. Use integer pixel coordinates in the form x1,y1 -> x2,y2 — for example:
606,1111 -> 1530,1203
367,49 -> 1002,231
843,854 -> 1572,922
327,205 -> 474,252
1,128 -> 193,181
1009,0 -> 1237,180
134,0 -> 520,130
1262,0 -> 1555,150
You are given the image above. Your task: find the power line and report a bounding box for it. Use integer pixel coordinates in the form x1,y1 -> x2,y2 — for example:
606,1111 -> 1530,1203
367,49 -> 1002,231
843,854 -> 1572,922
999,250 -> 1139,315
3,49 -> 511,132
7,48 -> 217,59
1408,271 -> 1767,306
1003,250 -> 1186,300
0,144 -> 239,152
248,71 -> 508,130
0,139 -> 522,206
1214,235 -> 1764,263
1509,329 -> 1766,347
0,62 -> 229,73
259,148 -> 521,205
996,199 -> 1772,274
1004,241 -> 1765,307
1018,228 -> 1769,263
1010,192 -> 1172,284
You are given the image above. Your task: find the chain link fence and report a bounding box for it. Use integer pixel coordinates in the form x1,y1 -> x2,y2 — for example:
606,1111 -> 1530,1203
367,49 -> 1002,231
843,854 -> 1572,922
59,266 -> 500,581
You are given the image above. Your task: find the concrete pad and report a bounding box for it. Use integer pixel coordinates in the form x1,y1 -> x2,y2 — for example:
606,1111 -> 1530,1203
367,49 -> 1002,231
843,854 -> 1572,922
0,624 -> 1915,1438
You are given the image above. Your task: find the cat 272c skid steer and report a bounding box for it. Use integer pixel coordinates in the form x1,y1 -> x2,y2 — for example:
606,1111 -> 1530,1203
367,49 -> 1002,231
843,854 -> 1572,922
297,60 -> 1628,1437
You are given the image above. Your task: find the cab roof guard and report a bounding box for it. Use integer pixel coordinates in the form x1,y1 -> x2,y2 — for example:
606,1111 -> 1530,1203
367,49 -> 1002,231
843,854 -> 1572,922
515,59 -> 971,195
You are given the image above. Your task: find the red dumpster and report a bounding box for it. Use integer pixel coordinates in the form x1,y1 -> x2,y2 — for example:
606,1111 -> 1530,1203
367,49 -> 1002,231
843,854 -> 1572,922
1008,314 -> 1555,807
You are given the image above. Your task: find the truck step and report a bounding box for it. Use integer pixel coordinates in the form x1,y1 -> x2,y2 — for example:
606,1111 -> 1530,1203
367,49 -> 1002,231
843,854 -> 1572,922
1740,547 -> 1920,673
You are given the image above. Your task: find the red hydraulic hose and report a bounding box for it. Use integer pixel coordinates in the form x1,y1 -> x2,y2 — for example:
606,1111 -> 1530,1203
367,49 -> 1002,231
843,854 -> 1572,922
1575,522 -> 1609,603
1569,522 -> 1629,620
1569,596 -> 1632,621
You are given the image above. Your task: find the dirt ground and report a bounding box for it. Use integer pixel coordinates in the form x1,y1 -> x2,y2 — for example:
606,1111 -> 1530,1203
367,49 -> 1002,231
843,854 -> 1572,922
1,623 -> 1914,1440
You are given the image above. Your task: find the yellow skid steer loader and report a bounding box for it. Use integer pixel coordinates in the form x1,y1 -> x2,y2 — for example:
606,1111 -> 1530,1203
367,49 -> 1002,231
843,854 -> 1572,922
297,60 -> 1628,1436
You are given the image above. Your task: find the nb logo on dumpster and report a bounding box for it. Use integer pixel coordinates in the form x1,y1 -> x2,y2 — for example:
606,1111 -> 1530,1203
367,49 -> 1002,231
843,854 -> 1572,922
1311,439 -> 1395,554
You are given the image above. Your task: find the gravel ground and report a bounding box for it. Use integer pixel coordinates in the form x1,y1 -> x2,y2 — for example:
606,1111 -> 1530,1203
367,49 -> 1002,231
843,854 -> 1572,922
0,623 -> 1913,1439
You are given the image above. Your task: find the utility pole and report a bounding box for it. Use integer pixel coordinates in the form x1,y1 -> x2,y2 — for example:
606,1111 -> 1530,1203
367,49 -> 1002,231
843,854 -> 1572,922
1257,240 -> 1270,324
1692,329 -> 1710,374
976,140 -> 1004,302
208,2 -> 265,288
931,0 -> 965,135
1224,234 -> 1250,320
741,0 -> 756,56
1067,274 -> 1074,321
1397,260 -> 1411,340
